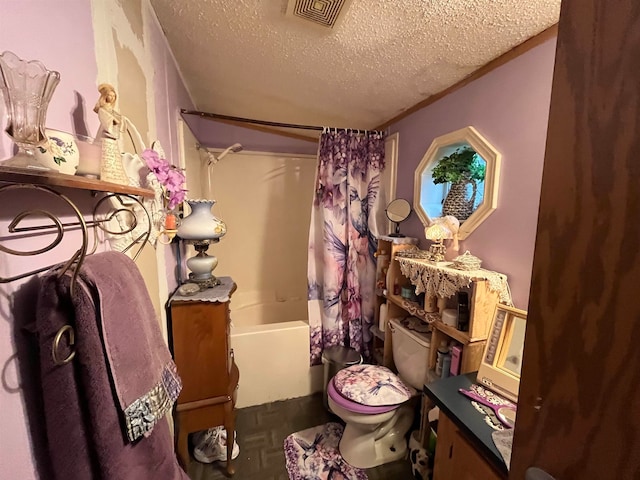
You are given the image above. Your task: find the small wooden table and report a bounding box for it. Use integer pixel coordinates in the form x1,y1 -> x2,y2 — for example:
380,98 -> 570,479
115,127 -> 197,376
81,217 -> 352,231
168,277 -> 239,475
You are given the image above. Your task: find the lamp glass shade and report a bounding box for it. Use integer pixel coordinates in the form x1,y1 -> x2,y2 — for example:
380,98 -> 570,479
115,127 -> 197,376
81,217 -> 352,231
177,199 -> 227,241
425,223 -> 452,241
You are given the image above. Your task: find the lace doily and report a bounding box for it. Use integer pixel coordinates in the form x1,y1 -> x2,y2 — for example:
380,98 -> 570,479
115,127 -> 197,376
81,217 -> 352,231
468,384 -> 515,431
397,257 -> 512,305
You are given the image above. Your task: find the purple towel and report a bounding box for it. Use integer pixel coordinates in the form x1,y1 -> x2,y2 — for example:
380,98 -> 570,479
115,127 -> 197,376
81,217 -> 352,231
36,251 -> 188,480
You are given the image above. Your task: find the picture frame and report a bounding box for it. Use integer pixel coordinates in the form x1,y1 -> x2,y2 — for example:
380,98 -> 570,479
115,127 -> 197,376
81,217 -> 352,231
476,304 -> 528,402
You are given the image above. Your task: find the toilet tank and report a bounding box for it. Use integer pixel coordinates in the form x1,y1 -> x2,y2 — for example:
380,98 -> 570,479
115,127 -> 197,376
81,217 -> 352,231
389,317 -> 431,390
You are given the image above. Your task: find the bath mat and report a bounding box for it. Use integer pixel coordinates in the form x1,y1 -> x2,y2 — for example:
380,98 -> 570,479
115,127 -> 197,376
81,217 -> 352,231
284,422 -> 368,480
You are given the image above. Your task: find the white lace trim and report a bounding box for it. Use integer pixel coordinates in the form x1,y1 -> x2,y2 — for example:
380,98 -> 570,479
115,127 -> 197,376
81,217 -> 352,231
397,257 -> 512,305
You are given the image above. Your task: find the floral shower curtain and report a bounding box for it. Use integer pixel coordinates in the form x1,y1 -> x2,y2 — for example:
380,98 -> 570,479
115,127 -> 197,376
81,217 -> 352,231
307,129 -> 385,366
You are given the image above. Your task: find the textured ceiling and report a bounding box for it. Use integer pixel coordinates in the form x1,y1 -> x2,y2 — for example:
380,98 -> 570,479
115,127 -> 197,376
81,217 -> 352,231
150,0 -> 560,137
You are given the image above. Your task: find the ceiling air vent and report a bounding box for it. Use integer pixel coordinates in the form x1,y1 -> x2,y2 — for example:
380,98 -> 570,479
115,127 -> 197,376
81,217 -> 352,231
285,0 -> 353,29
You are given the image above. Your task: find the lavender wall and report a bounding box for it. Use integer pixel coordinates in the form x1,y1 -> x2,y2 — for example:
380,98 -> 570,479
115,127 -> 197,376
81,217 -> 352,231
392,38 -> 557,309
0,1 -> 193,478
0,1 -> 101,157
185,116 -> 319,155
0,3 -> 99,479
146,7 -> 196,291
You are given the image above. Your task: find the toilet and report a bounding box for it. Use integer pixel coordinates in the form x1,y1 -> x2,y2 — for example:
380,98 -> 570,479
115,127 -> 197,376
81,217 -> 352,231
327,316 -> 431,469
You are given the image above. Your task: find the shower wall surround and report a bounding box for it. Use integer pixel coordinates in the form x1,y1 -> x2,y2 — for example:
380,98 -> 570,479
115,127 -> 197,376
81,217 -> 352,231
202,150 -> 317,327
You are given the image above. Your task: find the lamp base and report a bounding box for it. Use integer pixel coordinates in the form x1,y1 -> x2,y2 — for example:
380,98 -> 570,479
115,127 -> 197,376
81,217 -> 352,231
184,240 -> 221,289
188,274 -> 220,289
428,242 -> 447,263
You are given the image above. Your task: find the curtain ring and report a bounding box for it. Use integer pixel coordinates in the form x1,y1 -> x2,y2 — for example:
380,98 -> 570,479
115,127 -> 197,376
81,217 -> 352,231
52,324 -> 76,366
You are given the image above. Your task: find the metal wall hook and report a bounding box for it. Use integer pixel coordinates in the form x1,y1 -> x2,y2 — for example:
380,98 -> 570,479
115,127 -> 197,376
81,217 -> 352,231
0,184 -> 88,292
52,324 -> 76,366
92,193 -> 151,261
0,183 -> 152,367
4,209 -> 65,255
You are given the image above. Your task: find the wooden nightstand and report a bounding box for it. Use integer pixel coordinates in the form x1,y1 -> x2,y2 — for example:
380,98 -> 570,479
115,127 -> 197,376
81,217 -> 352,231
168,277 -> 239,475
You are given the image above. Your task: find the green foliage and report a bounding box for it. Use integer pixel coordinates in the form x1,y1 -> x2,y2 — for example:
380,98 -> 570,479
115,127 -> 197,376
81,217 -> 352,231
431,146 -> 485,184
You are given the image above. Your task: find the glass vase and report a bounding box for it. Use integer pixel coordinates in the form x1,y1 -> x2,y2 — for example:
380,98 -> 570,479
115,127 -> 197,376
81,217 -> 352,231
0,51 -> 60,170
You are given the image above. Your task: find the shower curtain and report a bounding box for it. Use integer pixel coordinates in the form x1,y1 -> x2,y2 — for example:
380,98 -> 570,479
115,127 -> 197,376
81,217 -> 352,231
307,129 -> 385,366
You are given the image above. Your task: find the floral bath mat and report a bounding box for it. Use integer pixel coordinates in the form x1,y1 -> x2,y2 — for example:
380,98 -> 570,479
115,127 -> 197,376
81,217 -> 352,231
284,422 -> 368,480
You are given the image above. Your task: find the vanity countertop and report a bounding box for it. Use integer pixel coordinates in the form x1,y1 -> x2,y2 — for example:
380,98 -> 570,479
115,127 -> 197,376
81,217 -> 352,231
423,373 -> 509,477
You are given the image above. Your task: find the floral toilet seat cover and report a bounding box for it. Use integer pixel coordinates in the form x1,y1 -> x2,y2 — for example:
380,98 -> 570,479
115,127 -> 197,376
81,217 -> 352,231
333,365 -> 412,406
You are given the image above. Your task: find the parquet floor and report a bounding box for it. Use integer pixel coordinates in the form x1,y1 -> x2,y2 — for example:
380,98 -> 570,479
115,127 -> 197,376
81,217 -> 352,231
187,393 -> 415,480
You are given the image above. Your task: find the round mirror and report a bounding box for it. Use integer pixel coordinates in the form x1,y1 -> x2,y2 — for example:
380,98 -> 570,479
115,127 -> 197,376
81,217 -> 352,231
386,198 -> 411,237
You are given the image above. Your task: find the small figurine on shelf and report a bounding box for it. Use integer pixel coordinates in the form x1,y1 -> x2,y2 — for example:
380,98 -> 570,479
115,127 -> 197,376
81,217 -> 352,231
94,83 -> 146,184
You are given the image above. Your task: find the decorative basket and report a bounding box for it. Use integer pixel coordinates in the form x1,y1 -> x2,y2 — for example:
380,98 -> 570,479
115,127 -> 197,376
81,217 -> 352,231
452,251 -> 482,271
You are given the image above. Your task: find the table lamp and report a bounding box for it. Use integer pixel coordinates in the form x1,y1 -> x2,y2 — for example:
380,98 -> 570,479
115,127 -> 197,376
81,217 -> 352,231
177,199 -> 227,288
424,216 -> 460,263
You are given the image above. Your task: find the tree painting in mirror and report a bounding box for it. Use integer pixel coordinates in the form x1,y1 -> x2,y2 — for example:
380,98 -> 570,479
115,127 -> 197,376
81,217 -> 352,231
419,142 -> 486,223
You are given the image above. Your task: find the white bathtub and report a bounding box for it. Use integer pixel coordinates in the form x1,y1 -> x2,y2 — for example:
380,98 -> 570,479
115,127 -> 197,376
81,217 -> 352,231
230,319 -> 323,408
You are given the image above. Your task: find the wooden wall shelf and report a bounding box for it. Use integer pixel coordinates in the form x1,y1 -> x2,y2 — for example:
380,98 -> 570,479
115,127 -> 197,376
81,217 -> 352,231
0,166 -> 154,198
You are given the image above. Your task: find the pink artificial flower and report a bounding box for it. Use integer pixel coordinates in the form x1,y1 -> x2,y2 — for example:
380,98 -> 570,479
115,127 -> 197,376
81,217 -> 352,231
165,168 -> 186,192
168,189 -> 187,210
142,148 -> 170,182
141,148 -> 187,210
141,148 -> 163,171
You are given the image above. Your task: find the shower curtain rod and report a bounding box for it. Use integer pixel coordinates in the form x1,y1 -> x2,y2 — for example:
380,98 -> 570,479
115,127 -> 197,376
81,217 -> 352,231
181,109 -> 323,131
181,109 -> 385,135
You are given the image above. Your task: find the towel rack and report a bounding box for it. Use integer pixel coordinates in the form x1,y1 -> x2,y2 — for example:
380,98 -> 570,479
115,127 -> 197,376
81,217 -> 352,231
0,166 -> 156,365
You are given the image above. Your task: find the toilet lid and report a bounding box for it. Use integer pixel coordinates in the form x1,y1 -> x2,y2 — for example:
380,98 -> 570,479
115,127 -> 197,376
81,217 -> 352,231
333,364 -> 412,407
328,380 -> 397,414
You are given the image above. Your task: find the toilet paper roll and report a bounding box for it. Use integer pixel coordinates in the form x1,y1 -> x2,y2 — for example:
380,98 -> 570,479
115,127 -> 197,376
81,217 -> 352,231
379,303 -> 388,332
442,309 -> 458,327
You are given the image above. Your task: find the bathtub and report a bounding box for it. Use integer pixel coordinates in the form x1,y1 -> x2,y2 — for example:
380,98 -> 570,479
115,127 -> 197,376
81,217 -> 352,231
230,319 -> 324,408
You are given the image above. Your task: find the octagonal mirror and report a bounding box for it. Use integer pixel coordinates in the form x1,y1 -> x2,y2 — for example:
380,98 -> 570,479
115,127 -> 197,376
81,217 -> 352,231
414,126 -> 501,240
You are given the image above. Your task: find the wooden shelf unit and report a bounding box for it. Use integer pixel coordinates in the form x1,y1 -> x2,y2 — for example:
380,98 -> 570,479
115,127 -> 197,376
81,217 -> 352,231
373,240 -> 505,377
372,236 -> 419,370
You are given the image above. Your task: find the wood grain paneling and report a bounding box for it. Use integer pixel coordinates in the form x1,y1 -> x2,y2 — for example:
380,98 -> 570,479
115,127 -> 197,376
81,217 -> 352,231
171,301 -> 231,402
511,1 -> 640,478
459,341 -> 486,376
434,413 -> 504,480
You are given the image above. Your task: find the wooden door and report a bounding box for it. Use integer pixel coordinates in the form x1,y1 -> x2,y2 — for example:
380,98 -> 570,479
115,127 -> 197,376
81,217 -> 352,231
511,0 -> 640,478
434,414 -> 503,480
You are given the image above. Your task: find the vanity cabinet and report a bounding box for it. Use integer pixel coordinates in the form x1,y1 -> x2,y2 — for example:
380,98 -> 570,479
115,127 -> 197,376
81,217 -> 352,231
374,241 -> 509,377
434,413 -> 504,480
425,373 -> 508,480
168,277 -> 239,475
